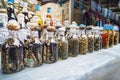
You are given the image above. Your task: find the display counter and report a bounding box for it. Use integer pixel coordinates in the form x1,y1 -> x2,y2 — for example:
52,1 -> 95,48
0,44 -> 120,80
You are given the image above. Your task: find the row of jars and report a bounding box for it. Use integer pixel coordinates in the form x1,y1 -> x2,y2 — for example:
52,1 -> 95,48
1,23 -> 119,74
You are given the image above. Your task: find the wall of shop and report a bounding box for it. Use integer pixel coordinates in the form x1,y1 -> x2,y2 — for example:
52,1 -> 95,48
40,2 -> 69,23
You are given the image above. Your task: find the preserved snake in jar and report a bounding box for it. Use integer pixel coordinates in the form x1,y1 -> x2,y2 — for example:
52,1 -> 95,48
1,30 -> 25,73
24,37 -> 43,67
43,27 -> 58,63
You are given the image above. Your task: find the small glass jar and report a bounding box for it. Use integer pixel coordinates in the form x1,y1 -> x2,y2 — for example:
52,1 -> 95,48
79,27 -> 88,54
86,26 -> 94,53
43,28 -> 58,63
58,28 -> 68,60
93,27 -> 100,51
68,27 -> 79,57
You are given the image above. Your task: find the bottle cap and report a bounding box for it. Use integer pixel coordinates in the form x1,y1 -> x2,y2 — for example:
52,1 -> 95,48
36,4 -> 41,11
47,7 -> 51,13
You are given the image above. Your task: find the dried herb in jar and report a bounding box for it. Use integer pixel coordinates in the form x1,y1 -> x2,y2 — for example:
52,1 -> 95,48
68,37 -> 79,57
94,36 -> 100,51
58,39 -> 68,60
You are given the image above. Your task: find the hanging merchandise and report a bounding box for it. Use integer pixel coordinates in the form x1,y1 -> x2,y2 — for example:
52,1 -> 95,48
79,24 -> 88,54
108,25 -> 114,48
7,1 -> 17,21
86,26 -> 94,53
58,27 -> 68,60
1,20 -> 25,74
43,27 -> 58,63
68,25 -> 79,57
101,24 -> 109,49
93,27 -> 100,51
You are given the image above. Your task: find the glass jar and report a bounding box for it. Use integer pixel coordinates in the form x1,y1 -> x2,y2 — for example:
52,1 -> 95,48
68,27 -> 79,57
101,25 -> 109,49
93,27 -> 100,51
79,27 -> 88,54
58,28 -> 68,60
108,25 -> 114,48
1,21 -> 25,73
99,27 -> 103,50
113,25 -> 119,45
43,28 -> 58,63
24,23 -> 43,67
86,26 -> 94,53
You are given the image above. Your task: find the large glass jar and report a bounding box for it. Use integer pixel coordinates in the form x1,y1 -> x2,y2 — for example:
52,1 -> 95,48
43,27 -> 58,63
93,27 -> 100,51
68,27 -> 79,57
86,26 -> 94,53
1,20 -> 24,73
99,27 -> 103,50
108,25 -> 114,48
79,27 -> 88,54
58,28 -> 68,60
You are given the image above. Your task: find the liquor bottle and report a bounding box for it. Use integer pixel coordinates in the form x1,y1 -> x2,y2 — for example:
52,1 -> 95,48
22,1 -> 30,28
7,0 -> 17,21
36,3 -> 43,38
44,7 -> 53,26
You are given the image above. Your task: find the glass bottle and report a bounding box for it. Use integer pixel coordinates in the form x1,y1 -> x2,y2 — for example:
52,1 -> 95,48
86,26 -> 94,53
68,27 -> 79,57
7,1 -> 17,21
24,20 -> 43,67
1,20 -> 24,74
58,28 -> 68,60
22,1 -> 30,28
93,27 -> 100,51
99,27 -> 103,50
36,3 -> 43,38
44,28 -> 58,63
109,25 -> 114,48
101,25 -> 109,49
44,7 -> 53,26
79,26 -> 88,54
